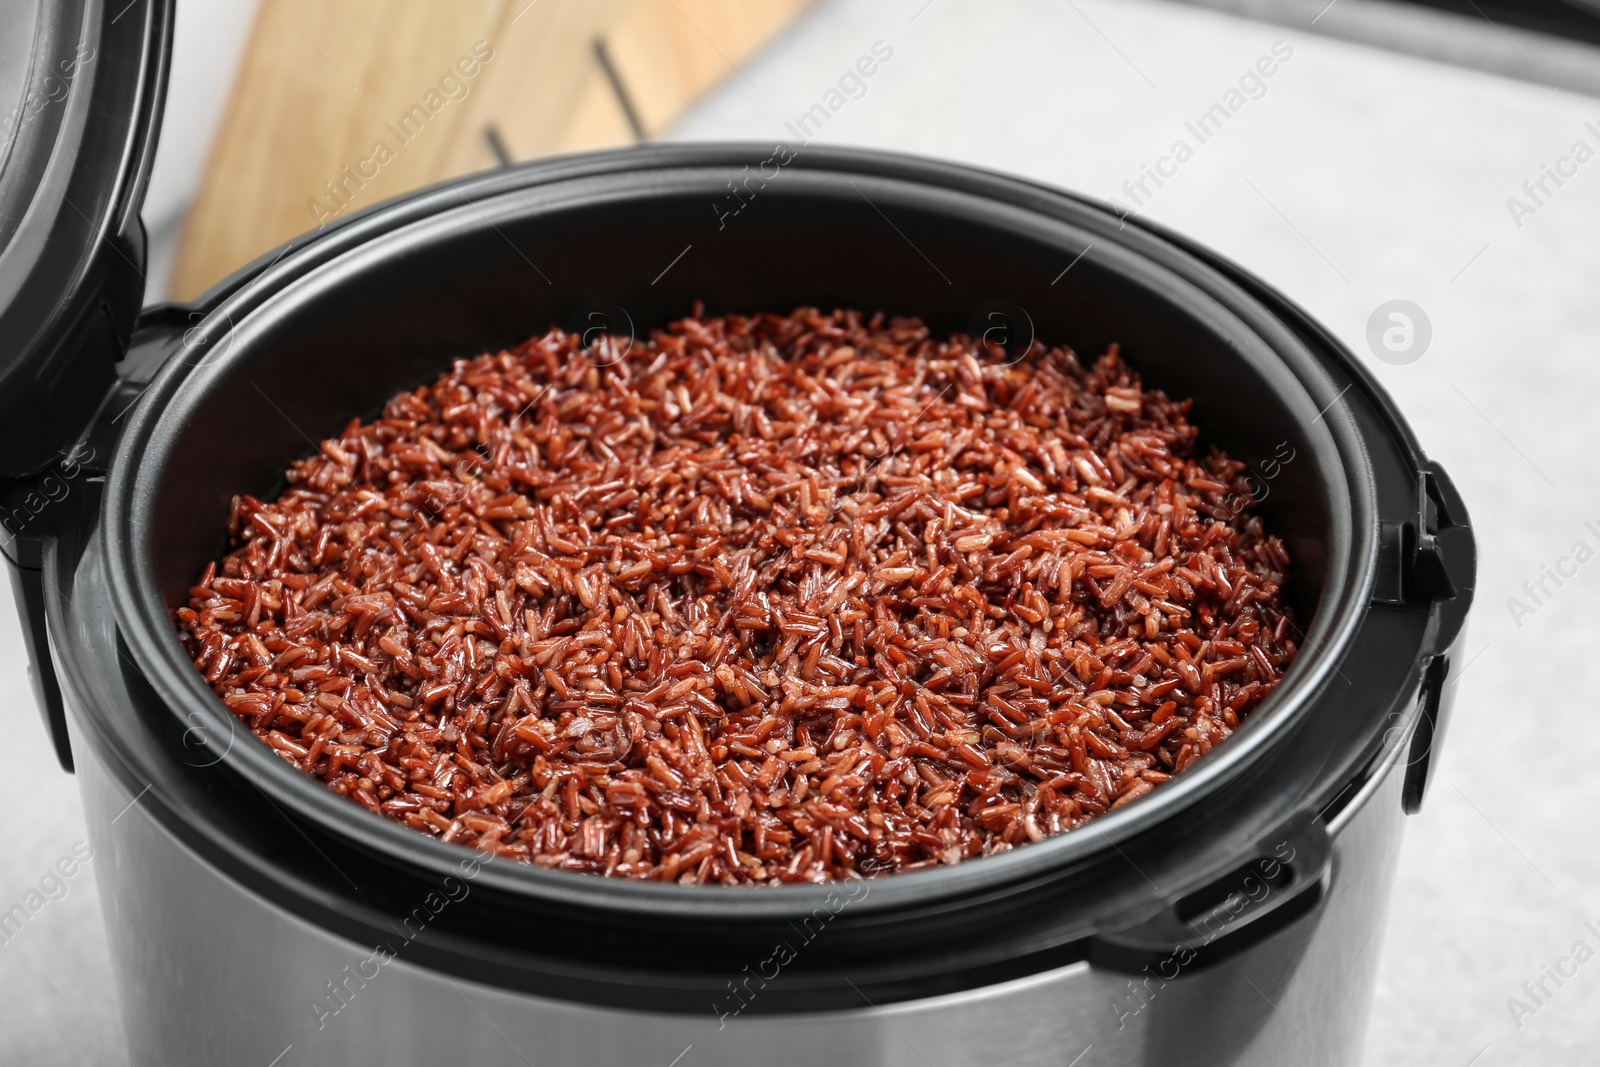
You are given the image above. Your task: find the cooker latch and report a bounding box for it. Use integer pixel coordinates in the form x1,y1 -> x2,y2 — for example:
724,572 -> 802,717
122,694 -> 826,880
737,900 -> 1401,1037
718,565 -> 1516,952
1373,463 -> 1474,636
1390,460 -> 1473,814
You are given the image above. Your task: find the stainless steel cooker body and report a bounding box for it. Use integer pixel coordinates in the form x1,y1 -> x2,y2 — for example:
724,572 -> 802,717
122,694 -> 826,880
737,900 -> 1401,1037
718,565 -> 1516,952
69,678 -> 1409,1067
20,145 -> 1475,1067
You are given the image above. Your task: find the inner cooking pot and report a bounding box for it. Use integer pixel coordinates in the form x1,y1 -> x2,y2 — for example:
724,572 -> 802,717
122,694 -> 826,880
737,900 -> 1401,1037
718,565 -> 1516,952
98,145 -> 1384,1009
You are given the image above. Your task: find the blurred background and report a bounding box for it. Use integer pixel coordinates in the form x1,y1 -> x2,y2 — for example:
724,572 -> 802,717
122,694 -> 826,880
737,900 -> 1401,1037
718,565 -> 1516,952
5,0 -> 1600,1062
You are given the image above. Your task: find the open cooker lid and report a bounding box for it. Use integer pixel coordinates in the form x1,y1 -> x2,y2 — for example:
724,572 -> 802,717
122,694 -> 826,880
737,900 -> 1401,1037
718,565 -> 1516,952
0,0 -> 171,478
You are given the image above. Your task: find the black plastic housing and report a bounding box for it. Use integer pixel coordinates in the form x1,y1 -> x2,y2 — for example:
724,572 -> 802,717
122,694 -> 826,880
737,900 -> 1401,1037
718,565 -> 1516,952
39,146 -> 1472,1014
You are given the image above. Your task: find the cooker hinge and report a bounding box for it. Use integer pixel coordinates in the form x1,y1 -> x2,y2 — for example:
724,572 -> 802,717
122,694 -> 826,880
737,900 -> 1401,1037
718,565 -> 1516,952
0,377 -> 144,773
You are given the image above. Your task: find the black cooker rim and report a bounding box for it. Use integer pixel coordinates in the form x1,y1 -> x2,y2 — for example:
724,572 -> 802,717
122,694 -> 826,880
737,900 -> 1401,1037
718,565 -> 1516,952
95,142 -> 1382,923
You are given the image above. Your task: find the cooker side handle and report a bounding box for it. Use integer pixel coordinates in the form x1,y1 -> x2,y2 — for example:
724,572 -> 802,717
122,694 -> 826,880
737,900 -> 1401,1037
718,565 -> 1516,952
1086,820 -> 1332,977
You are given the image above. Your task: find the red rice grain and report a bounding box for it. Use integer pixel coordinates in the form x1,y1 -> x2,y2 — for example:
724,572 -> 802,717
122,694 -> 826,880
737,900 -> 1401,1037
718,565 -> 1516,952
177,305 -> 1297,885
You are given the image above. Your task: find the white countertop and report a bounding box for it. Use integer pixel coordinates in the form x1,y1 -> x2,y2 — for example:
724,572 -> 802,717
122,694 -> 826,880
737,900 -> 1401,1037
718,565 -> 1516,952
5,1 -> 1597,1062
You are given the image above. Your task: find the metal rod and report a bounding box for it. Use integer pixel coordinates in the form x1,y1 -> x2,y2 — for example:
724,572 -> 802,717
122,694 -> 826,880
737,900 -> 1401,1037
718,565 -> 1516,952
592,37 -> 648,144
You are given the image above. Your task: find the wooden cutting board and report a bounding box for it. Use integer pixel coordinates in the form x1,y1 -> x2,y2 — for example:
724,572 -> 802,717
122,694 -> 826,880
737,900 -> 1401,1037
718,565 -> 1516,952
169,0 -> 811,299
